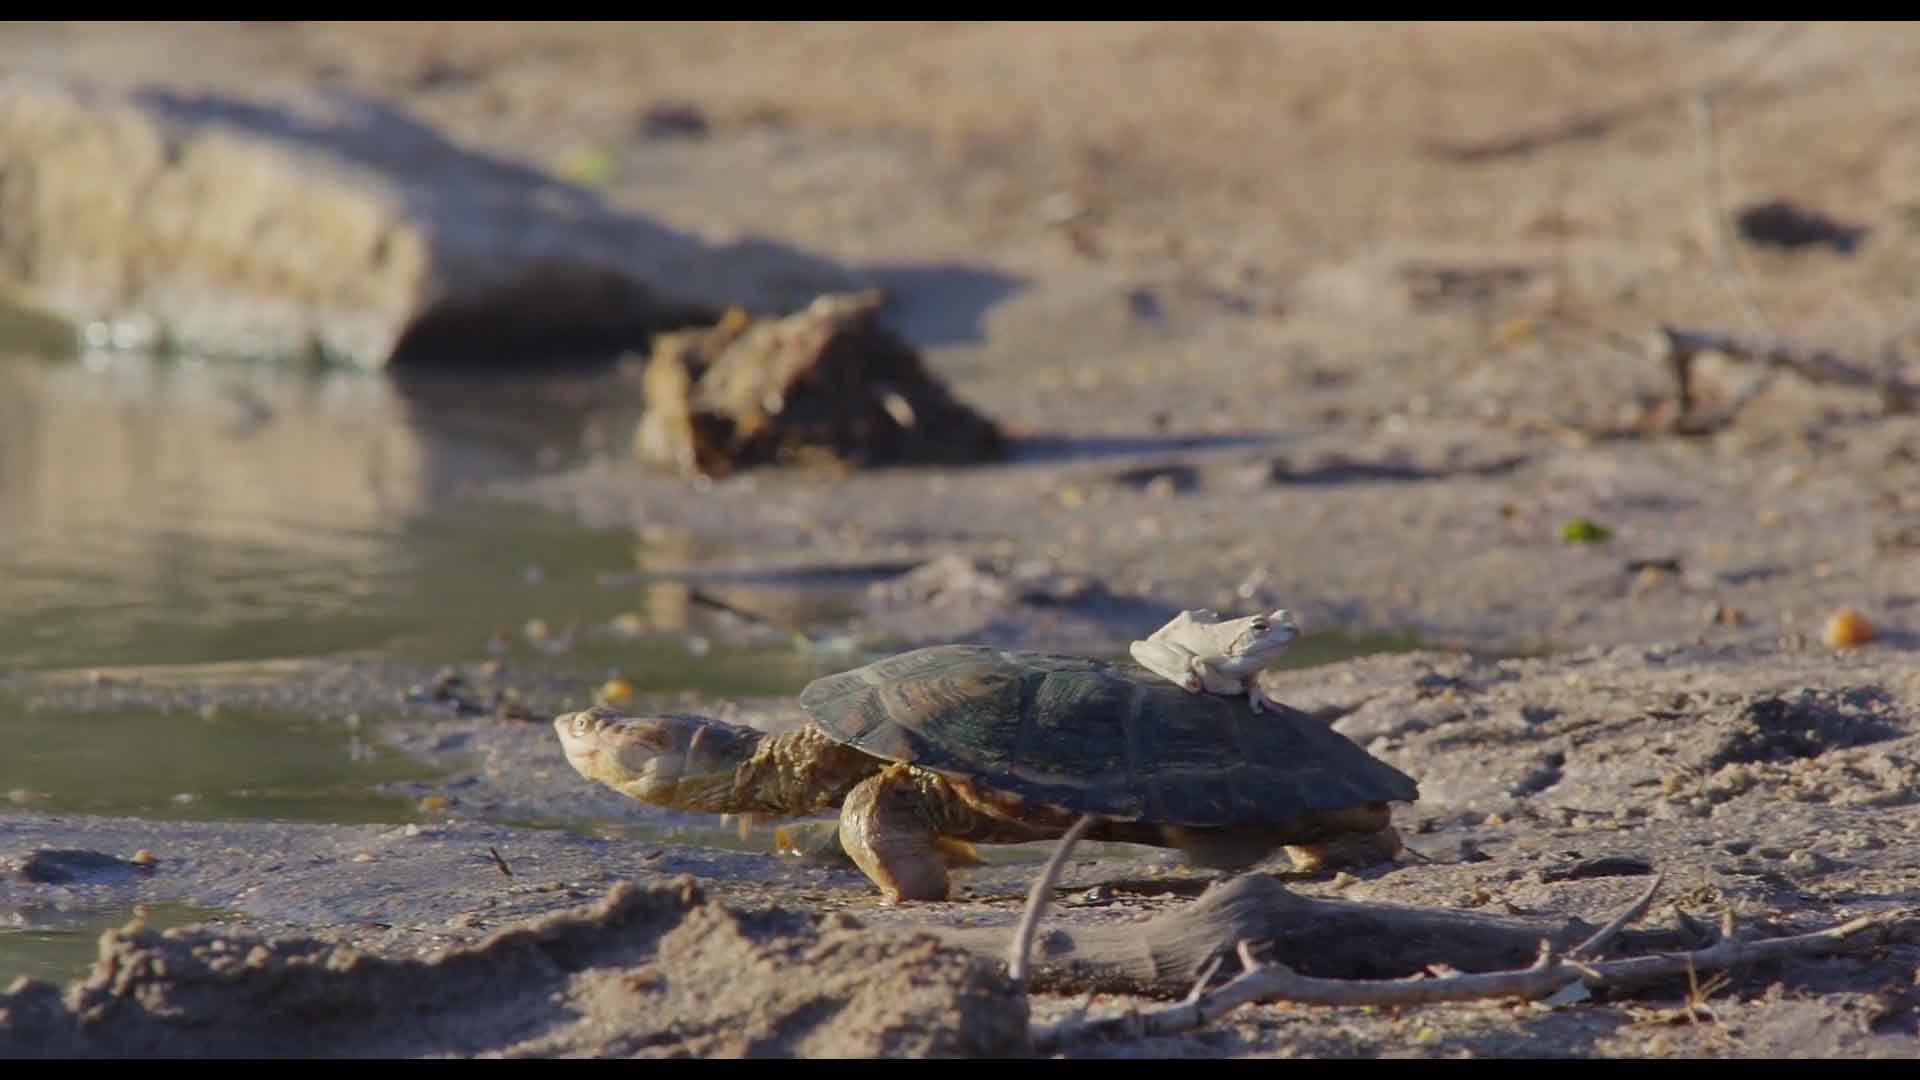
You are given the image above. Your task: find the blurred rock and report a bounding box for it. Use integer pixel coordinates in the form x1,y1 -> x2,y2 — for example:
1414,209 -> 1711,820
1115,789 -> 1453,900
0,78 -> 862,369
633,293 -> 1004,477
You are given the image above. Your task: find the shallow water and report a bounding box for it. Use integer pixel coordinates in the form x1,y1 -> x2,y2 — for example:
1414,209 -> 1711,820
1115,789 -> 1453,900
0,340 -> 1426,962
0,347 -> 847,817
0,699 -> 437,824
0,901 -> 233,987
1,349 -> 645,671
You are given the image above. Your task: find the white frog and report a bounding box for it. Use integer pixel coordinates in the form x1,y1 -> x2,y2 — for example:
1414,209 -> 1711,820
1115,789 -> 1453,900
1128,608 -> 1298,713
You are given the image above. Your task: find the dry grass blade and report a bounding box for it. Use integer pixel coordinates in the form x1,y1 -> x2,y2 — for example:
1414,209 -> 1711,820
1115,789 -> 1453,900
1007,813 -> 1094,990
1183,953 -> 1226,1004
1570,874 -> 1662,960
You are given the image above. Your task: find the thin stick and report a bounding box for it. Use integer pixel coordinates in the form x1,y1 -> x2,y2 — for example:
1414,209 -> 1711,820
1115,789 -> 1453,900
1007,814 -> 1095,989
1031,904 -> 1915,1052
487,846 -> 513,877
1660,325 -> 1917,430
1182,954 -> 1226,1004
1682,23 -> 1809,420
1691,93 -> 1770,340
1570,874 -> 1662,960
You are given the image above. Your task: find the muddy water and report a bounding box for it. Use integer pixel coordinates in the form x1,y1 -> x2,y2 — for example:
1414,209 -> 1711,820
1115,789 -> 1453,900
0,347 -> 839,805
1,901 -> 232,986
0,700 -> 436,824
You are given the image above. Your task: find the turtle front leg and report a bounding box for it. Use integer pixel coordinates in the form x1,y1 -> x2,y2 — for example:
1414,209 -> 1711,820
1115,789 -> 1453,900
838,764 -> 952,903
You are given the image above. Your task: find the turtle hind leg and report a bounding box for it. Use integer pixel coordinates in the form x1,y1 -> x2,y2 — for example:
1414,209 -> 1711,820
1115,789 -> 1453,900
838,764 -> 952,903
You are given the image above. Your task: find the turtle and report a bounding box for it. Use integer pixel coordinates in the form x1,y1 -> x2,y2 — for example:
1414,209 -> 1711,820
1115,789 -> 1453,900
553,645 -> 1419,902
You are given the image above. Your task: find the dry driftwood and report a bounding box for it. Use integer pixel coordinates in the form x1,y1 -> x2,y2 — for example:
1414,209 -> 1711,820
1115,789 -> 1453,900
944,869 -> 1690,996
992,824 -> 1919,1053
1029,901 -> 1918,1052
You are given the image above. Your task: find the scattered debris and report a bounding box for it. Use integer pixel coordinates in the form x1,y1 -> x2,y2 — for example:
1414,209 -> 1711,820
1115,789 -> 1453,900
1561,518 -> 1613,545
1537,855 -> 1656,883
1400,263 -> 1543,312
632,293 -> 1005,479
638,100 -> 710,140
1735,199 -> 1869,254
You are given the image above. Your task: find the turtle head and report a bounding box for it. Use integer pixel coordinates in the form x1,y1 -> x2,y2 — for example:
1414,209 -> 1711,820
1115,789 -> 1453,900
553,707 -> 759,810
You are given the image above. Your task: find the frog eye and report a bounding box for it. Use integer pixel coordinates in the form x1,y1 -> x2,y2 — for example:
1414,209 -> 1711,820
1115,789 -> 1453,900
1251,617 -> 1269,630
572,713 -> 592,737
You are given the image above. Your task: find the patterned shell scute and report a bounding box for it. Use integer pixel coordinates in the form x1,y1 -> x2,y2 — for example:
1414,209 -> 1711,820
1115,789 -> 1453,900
798,645 -> 1419,827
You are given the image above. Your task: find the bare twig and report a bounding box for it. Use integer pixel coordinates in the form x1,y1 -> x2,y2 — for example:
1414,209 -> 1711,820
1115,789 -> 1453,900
1691,93 -> 1771,341
487,846 -> 513,877
1008,814 -> 1094,990
1422,23 -> 1804,164
1570,874 -> 1663,960
1030,901 -> 1917,1052
1182,954 -> 1226,1004
1660,325 -> 1918,431
1683,23 -> 1810,426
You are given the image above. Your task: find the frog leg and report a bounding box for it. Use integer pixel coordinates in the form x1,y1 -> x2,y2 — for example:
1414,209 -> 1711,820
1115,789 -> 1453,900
1128,638 -> 1204,692
1248,679 -> 1283,714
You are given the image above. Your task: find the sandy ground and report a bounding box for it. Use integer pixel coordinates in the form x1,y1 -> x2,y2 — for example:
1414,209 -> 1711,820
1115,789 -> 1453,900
4,21 -> 1920,1057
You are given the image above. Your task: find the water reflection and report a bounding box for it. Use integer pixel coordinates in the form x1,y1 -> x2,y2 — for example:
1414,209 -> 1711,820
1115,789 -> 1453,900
0,351 -> 649,671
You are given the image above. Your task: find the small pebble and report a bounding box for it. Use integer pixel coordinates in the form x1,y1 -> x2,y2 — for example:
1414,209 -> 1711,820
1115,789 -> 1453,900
1822,608 -> 1877,650
597,678 -> 636,706
130,849 -> 157,867
418,795 -> 452,813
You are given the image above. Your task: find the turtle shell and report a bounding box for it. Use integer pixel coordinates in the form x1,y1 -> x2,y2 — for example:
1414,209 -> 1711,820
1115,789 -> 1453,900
796,645 -> 1418,827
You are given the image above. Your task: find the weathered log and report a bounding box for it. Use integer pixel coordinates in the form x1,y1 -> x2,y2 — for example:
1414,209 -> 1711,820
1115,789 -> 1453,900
940,873 -> 1694,995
